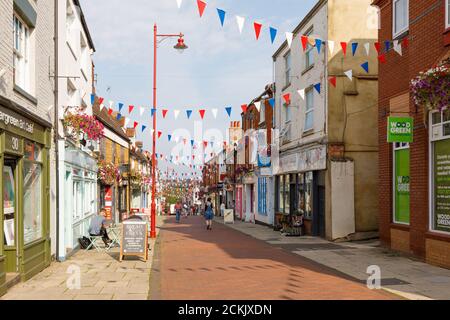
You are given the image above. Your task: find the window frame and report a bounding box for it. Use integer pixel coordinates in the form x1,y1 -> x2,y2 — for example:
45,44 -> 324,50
392,0 -> 409,38
304,88 -> 314,132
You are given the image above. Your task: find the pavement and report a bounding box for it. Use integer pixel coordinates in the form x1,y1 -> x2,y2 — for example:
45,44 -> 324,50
0,217 -> 164,300
216,217 -> 450,300
149,216 -> 398,300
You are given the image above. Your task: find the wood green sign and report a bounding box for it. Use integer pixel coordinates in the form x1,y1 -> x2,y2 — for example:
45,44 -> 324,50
387,117 -> 414,143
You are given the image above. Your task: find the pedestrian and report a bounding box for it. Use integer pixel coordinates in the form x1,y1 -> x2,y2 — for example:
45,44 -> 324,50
175,201 -> 182,223
220,202 -> 225,217
88,208 -> 112,246
204,197 -> 215,230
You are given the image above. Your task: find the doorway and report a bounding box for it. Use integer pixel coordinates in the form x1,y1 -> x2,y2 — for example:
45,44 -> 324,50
3,156 -> 19,273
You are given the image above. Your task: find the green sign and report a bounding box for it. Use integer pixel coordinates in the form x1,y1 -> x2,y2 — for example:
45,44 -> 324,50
387,117 -> 414,143
394,148 -> 410,224
434,139 -> 450,232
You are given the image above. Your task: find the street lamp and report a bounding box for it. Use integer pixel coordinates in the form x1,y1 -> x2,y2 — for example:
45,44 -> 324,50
150,24 -> 188,239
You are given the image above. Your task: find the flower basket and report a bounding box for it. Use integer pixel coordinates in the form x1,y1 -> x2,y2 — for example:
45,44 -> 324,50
63,112 -> 104,142
411,59 -> 450,122
98,161 -> 120,186
130,170 -> 143,189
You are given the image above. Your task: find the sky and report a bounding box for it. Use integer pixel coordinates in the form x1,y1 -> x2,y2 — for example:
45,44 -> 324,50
81,0 -> 319,178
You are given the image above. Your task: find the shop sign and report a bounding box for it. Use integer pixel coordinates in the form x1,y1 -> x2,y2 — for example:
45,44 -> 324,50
3,132 -> 23,155
434,139 -> 450,232
104,187 -> 113,221
0,107 -> 34,134
388,117 -> 414,143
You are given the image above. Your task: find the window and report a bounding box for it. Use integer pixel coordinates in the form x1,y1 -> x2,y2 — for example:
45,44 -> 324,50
304,88 -> 314,132
13,14 -> 30,92
447,0 -> 450,29
284,51 -> 291,87
23,142 -> 43,244
67,79 -> 78,106
393,0 -> 409,37
305,29 -> 314,69
80,34 -> 89,78
393,143 -> 410,224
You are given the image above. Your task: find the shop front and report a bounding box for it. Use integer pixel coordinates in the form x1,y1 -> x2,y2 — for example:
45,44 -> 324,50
57,141 -> 98,260
0,101 -> 52,295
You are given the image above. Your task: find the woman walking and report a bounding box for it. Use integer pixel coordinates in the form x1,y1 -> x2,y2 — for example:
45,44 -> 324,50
204,198 -> 214,230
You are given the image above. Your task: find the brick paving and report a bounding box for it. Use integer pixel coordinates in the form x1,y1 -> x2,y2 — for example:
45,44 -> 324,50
150,216 -> 398,300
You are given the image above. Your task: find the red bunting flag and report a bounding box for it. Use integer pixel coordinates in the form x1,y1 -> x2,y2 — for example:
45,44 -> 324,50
98,97 -> 104,105
253,22 -> 262,40
158,131 -> 162,139
162,109 -> 168,118
402,38 -> 409,49
192,155 -> 195,160
374,42 -> 381,54
301,36 -> 308,51
197,0 -> 206,17
241,104 -> 248,113
378,54 -> 387,64
199,109 -> 206,119
283,93 -> 291,105
133,121 -> 138,129
129,105 -> 134,114
203,141 -> 208,148
108,108 -> 113,115
340,42 -> 348,56
329,76 -> 337,88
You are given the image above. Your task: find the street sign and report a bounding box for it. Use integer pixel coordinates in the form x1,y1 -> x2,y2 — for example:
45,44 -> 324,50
387,117 -> 414,143
120,221 -> 148,262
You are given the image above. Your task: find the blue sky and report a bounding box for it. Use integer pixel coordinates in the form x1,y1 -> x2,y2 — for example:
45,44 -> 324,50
81,0 -> 318,178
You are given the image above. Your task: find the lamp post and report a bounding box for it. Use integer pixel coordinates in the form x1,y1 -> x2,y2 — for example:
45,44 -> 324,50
151,24 -> 188,238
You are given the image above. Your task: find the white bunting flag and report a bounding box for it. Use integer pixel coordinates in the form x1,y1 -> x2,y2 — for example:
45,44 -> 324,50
236,16 -> 245,34
174,136 -> 180,143
176,0 -> 182,9
254,101 -> 261,112
124,117 -> 130,128
298,89 -> 305,100
393,40 -> 403,56
364,43 -> 370,56
139,106 -> 145,116
174,109 -> 180,119
328,40 -> 335,55
286,32 -> 293,48
109,100 -> 114,109
99,103 -> 105,111
211,108 -> 218,119
344,70 -> 353,81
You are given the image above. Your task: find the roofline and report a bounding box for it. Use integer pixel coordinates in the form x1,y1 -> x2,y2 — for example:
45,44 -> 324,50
272,0 -> 327,60
73,0 -> 96,52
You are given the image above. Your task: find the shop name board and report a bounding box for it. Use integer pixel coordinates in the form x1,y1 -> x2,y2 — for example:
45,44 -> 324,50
0,109 -> 34,134
387,117 -> 413,143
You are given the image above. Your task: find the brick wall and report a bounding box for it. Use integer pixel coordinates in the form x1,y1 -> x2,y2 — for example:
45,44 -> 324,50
376,0 -> 449,259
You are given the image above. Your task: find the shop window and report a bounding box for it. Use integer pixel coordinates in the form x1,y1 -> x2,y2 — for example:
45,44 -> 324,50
73,180 -> 82,221
393,0 -> 409,38
430,109 -> 450,233
393,143 -> 410,224
3,164 -> 16,246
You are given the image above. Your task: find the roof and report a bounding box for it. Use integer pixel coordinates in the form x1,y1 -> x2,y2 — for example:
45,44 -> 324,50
92,99 -> 130,141
73,0 -> 96,51
272,0 -> 327,60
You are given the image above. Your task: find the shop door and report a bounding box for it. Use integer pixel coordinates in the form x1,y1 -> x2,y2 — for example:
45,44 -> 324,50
3,157 -> 19,273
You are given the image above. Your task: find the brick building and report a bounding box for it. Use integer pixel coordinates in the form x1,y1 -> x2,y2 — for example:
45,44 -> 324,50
374,0 -> 450,268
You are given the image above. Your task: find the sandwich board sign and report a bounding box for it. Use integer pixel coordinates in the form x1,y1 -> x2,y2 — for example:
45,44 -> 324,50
120,220 -> 148,262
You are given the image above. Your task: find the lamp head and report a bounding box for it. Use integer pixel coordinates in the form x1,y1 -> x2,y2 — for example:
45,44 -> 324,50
174,35 -> 188,54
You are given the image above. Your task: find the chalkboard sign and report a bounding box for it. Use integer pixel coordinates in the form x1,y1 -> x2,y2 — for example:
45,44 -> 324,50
119,221 -> 148,261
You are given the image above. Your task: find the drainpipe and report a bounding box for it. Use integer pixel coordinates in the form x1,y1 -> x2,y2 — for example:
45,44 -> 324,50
54,0 -> 61,262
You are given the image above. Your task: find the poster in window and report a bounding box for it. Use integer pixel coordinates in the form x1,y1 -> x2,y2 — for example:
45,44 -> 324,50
395,148 -> 410,223
3,166 -> 15,215
4,219 -> 14,246
434,139 -> 450,232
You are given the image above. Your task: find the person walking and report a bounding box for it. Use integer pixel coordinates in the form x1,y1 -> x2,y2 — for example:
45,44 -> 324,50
204,198 -> 215,230
175,201 -> 182,223
220,202 -> 226,217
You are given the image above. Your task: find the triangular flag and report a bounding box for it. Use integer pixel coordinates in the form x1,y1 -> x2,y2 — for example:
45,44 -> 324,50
340,42 -> 347,56
217,8 -> 226,26
211,108 -> 218,119
378,54 -> 387,64
108,108 -> 113,115
158,131 -> 162,139
402,38 -> 409,49
151,108 -> 156,117
162,109 -> 168,118
254,22 -> 262,40
142,125 -> 147,132
91,94 -> 95,105
109,100 -> 114,109
236,16 -> 245,34
385,40 -> 391,52
99,103 -> 105,111
364,43 -> 370,56
344,70 -> 353,81
128,105 -> 134,114
176,0 -> 182,9
186,110 -> 192,119
241,104 -> 248,113
301,36 -> 308,51
203,141 -> 208,148
351,42 -> 358,56
199,109 -> 206,119
118,103 -> 124,112
283,93 -> 291,105
374,42 -> 381,54
269,27 -> 277,44
197,0 -> 206,18
314,83 -> 321,94
190,140 -> 195,147
268,98 -> 275,108
328,40 -> 335,55
286,32 -> 293,48
254,101 -> 261,112
297,89 -> 305,100
133,121 -> 138,129
361,62 -> 369,73
315,39 -> 322,53
140,107 -> 145,116
174,110 -> 180,119
124,117 -> 130,127
225,107 -> 232,117
329,76 -> 337,88
393,40 -> 403,56
168,135 -> 172,142
116,113 -> 122,120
